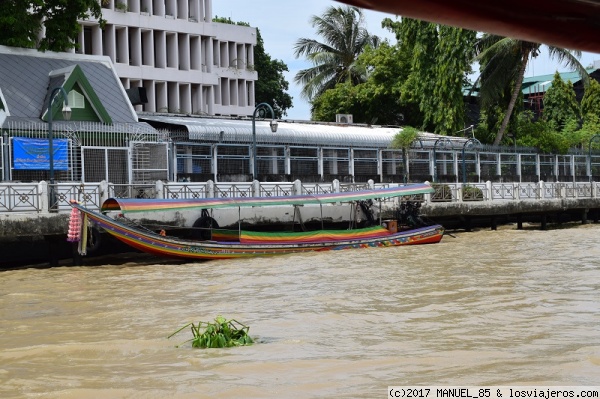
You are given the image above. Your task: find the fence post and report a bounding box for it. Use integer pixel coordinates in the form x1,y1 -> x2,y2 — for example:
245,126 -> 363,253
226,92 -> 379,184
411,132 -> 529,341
424,180 -> 431,204
293,179 -> 302,196
457,184 -> 463,203
593,181 -> 597,198
332,179 -> 340,193
515,182 -> 520,200
538,180 -> 544,200
40,181 -> 49,213
252,180 -> 261,197
155,180 -> 164,199
207,180 -> 215,198
100,180 -> 109,204
486,181 -> 492,201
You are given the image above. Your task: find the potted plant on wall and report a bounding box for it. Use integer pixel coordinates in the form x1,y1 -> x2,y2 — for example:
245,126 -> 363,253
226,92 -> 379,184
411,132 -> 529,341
115,2 -> 127,12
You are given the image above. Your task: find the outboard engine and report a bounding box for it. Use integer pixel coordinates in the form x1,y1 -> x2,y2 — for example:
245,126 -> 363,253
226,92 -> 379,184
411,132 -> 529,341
397,201 -> 426,227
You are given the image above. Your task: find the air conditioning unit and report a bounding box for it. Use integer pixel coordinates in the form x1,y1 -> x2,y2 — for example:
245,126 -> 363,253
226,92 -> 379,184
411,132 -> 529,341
335,114 -> 353,124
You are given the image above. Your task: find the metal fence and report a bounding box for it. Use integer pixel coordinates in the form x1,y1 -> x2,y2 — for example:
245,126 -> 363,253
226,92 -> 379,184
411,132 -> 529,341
174,143 -> 600,183
6,119 -> 600,186
3,121 -> 168,183
3,179 -> 600,214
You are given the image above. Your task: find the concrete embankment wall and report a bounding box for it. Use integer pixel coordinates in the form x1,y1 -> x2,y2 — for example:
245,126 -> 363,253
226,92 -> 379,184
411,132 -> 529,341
422,198 -> 600,229
2,198 -> 599,268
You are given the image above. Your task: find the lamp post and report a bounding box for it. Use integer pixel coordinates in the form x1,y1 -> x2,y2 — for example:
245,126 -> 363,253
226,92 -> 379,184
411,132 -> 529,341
251,102 -> 278,180
588,133 -> 600,182
47,87 -> 72,211
461,138 -> 481,184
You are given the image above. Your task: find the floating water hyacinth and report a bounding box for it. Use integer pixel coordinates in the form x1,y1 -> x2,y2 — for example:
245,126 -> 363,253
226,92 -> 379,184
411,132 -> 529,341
168,316 -> 254,348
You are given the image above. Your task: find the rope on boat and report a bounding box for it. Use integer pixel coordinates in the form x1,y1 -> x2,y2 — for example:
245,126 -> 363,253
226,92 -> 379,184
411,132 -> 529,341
293,205 -> 307,231
79,213 -> 88,256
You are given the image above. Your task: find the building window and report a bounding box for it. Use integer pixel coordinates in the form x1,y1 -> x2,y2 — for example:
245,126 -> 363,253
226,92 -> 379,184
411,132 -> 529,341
68,90 -> 85,108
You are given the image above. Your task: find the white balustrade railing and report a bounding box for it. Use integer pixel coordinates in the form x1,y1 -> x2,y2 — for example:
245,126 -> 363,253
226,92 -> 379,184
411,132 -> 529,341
2,180 -> 600,214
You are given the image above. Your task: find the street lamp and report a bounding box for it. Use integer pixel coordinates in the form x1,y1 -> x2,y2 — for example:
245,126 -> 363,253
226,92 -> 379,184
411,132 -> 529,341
47,87 -> 72,210
433,137 -> 454,182
251,102 -> 277,180
588,133 -> 600,182
461,138 -> 482,184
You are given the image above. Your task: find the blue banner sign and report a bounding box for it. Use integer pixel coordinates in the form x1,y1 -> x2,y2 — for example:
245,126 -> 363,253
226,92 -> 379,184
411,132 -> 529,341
13,137 -> 69,170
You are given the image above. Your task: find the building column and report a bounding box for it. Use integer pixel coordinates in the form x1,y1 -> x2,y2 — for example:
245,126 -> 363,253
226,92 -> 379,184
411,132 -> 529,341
168,82 -> 180,113
92,25 -> 102,55
144,81 -> 156,112
180,83 -> 191,113
156,81 -> 168,112
154,30 -> 166,68
104,24 -> 116,61
206,86 -> 214,115
204,0 -> 212,22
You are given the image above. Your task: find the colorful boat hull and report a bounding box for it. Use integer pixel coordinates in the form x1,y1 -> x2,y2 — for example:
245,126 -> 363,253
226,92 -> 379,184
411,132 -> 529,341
73,204 -> 444,260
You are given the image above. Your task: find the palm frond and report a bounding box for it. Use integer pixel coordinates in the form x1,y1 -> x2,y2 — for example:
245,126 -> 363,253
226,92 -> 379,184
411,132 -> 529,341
546,45 -> 590,86
293,5 -> 379,101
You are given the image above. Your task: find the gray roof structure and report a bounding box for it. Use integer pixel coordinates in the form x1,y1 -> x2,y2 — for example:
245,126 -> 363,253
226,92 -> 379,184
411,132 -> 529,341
139,114 -> 469,149
0,45 -> 147,129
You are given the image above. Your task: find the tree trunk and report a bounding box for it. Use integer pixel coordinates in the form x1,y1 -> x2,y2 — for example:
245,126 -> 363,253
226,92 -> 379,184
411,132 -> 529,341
493,51 -> 530,146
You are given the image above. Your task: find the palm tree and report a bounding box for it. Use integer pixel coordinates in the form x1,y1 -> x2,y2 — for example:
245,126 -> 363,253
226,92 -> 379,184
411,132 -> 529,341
293,5 -> 380,101
475,35 -> 589,146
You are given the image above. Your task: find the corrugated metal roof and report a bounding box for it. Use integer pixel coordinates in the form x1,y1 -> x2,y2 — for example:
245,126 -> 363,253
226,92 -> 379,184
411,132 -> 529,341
139,114 -> 469,149
140,115 -> 401,147
521,69 -> 593,95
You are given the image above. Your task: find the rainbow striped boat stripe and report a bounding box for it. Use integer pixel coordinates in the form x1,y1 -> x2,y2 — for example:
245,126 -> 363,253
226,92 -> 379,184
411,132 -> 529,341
238,226 -> 391,244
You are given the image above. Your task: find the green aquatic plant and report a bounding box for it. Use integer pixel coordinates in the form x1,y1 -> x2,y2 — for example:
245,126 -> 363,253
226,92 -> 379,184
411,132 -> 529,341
168,316 -> 254,348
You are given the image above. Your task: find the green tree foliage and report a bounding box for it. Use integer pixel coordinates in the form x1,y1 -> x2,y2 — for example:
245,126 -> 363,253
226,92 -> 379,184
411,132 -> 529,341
582,115 -> 600,150
0,0 -> 105,52
213,17 -> 292,118
542,72 -> 580,130
581,79 -> 600,120
514,111 -> 569,153
431,26 -> 476,135
254,29 -> 293,118
311,82 -> 358,122
306,15 -> 473,130
390,126 -> 419,150
475,35 -> 588,146
311,43 -> 415,125
389,126 -> 420,183
396,19 -> 475,135
564,114 -> 600,149
293,5 -> 380,101
399,19 -> 437,131
355,43 -> 414,125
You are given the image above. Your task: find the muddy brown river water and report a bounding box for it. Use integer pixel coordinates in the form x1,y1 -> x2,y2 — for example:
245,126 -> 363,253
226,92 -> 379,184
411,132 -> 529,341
1,225 -> 600,398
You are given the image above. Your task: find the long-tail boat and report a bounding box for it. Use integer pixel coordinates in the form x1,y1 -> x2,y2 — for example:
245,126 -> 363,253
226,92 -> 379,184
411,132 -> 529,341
69,183 -> 444,260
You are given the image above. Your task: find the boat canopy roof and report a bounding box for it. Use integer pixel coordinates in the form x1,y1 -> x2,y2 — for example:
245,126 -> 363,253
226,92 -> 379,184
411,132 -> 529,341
100,184 -> 434,214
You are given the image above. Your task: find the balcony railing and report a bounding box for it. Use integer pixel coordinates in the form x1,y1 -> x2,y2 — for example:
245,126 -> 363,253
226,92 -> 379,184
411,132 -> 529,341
1,179 -> 600,214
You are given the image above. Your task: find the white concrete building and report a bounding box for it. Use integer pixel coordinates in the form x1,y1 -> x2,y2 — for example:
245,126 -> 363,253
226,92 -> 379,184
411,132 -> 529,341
73,0 -> 257,117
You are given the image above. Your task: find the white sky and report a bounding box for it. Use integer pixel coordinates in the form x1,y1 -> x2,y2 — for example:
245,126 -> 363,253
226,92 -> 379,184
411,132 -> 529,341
212,0 -> 600,121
